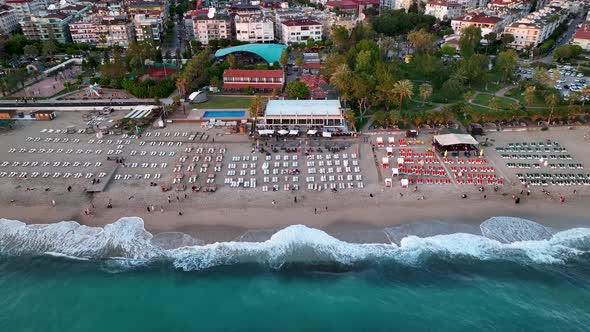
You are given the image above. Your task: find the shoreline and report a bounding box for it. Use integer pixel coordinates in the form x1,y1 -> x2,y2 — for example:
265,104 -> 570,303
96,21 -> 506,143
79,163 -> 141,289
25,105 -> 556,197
2,190 -> 589,244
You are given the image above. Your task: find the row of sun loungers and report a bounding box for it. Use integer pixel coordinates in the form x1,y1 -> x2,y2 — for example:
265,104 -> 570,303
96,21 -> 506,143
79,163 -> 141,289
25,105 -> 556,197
496,147 -> 567,153
501,154 -> 572,160
0,171 -> 107,179
517,173 -> 590,186
114,173 -> 162,181
9,148 -> 105,155
1,161 -> 102,168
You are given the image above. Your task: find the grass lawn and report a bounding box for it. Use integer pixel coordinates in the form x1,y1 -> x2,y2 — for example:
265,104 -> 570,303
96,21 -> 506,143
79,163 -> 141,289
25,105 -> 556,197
404,99 -> 437,112
473,94 -> 515,109
505,88 -> 548,107
193,96 -> 253,109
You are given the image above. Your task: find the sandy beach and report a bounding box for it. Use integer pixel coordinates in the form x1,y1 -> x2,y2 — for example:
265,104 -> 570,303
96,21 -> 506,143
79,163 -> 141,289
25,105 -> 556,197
1,111 -> 589,244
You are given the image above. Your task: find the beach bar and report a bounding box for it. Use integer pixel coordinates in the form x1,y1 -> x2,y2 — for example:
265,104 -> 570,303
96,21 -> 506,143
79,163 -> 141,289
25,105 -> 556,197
257,100 -> 348,132
433,133 -> 479,153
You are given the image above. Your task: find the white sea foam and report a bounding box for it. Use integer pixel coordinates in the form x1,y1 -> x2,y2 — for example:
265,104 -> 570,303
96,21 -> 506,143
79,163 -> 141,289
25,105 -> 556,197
0,217 -> 589,270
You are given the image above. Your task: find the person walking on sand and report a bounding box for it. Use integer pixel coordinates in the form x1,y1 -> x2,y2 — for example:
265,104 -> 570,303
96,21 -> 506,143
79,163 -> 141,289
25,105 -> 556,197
294,196 -> 297,203
51,199 -> 56,207
107,199 -> 112,208
314,208 -> 317,215
67,185 -> 72,192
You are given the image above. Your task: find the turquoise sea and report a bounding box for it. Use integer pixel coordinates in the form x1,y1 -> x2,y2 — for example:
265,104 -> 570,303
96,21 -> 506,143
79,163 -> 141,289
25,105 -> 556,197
1,216 -> 589,332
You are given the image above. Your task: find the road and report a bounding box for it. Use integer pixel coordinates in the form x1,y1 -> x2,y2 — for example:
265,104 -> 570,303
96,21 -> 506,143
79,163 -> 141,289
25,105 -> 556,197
161,14 -> 185,56
533,16 -> 584,64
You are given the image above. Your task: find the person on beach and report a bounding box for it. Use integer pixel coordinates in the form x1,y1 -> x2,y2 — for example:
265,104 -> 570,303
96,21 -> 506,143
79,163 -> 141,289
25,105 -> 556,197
67,185 -> 72,192
107,199 -> 112,208
167,195 -> 171,204
272,200 -> 276,205
51,199 -> 56,207
314,208 -> 317,214
294,196 -> 297,203
147,206 -> 151,213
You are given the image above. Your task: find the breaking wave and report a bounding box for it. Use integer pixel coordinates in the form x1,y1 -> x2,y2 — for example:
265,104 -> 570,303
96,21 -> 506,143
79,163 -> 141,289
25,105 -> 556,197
0,216 -> 589,271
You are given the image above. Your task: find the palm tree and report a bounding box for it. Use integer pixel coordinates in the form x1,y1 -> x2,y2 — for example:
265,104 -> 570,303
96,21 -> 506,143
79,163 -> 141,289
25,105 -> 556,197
488,97 -> 501,112
330,64 -> 354,104
419,83 -> 433,106
545,92 -> 560,126
524,86 -> 536,106
392,80 -> 414,111
343,109 -> 357,132
176,77 -> 187,97
248,95 -> 263,134
581,86 -> 590,106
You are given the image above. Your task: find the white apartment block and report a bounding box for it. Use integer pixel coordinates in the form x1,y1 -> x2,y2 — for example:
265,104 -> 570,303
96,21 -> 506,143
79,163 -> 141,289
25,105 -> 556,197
6,0 -> 46,22
425,0 -> 464,21
451,12 -> 504,37
502,4 -> 569,50
0,4 -> 18,35
455,0 -> 488,7
69,16 -> 134,48
280,19 -> 322,44
193,14 -> 230,45
235,14 -> 274,43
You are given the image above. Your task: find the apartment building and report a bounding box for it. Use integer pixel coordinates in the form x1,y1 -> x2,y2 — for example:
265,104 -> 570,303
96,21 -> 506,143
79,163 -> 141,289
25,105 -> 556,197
0,4 -> 18,35
134,14 -> 161,42
280,19 -> 322,44
69,15 -> 134,48
6,0 -> 46,22
193,13 -> 230,45
502,4 -> 568,50
235,14 -> 274,43
425,0 -> 464,21
451,12 -> 504,37
21,12 -> 73,43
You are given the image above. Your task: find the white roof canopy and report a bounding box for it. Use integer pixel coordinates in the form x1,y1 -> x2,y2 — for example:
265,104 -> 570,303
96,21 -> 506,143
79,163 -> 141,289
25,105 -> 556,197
322,132 -> 332,138
434,134 -> 479,146
278,129 -> 289,135
265,100 -> 342,116
289,130 -> 298,135
307,129 -> 317,135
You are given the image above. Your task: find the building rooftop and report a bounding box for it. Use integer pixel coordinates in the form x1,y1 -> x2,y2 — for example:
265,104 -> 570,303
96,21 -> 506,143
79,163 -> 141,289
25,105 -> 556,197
282,19 -> 322,27
453,12 -> 503,24
574,24 -> 590,41
223,69 -> 284,78
265,100 -> 342,116
215,43 -> 288,64
427,0 -> 462,7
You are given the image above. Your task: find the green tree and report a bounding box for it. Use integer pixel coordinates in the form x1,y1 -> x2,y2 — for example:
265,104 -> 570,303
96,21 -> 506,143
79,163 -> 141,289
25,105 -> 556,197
553,45 -> 572,62
458,25 -> 482,59
545,92 -> 560,125
209,76 -> 222,90
419,83 -> 433,106
285,81 -> 310,99
392,79 -> 414,111
407,29 -> 433,55
279,49 -> 289,67
495,49 -> 519,82
331,26 -> 350,51
440,44 -> 456,57
581,86 -> 590,106
501,34 -> 515,49
524,86 -> 536,106
330,64 -> 354,103
442,78 -> 465,101
226,54 -> 238,69
23,44 -> 38,58
343,109 -> 357,132
41,41 -> 57,56
531,67 -> 550,87
294,55 -> 304,69
488,96 -> 501,112
248,94 -> 263,133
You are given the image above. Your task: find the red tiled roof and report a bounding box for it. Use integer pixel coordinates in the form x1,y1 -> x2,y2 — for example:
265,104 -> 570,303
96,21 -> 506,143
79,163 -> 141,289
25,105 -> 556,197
326,1 -> 358,10
303,62 -> 322,69
223,69 -> 284,79
355,0 -> 380,5
453,13 -> 502,24
574,25 -> 590,41
223,82 -> 283,90
282,19 -> 321,27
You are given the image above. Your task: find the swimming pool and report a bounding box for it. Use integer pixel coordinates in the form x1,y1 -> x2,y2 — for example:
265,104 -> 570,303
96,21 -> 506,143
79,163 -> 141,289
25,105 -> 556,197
202,110 -> 246,118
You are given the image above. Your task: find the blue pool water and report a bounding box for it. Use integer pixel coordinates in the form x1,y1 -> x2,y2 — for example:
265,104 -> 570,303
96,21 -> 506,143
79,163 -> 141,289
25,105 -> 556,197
202,110 -> 246,118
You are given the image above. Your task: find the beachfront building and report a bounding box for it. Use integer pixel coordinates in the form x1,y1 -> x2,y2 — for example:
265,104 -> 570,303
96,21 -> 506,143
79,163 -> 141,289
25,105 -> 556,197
0,4 -> 18,35
21,12 -> 74,43
193,13 -> 230,45
222,69 -> 285,92
280,19 -> 322,44
258,99 -> 347,132
451,13 -> 504,37
234,14 -> 275,43
425,0 -> 464,21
